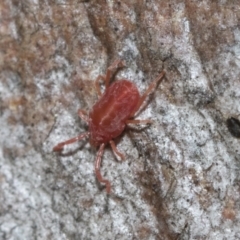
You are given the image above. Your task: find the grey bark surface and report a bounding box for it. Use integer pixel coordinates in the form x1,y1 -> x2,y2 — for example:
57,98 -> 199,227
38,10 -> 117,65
0,1 -> 240,239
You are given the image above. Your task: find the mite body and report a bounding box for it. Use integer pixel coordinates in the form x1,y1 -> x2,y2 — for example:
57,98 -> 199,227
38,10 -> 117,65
89,80 -> 140,146
53,60 -> 165,193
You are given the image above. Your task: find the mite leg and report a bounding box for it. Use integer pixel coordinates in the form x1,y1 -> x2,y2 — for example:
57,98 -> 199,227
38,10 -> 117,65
53,132 -> 90,152
131,71 -> 165,117
110,140 -> 125,160
94,60 -> 125,96
78,109 -> 89,124
104,59 -> 125,88
94,143 -> 111,193
95,75 -> 105,97
126,119 -> 152,125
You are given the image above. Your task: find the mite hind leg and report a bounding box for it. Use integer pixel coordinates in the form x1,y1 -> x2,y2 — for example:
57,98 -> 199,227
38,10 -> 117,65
95,143 -> 112,193
110,140 -> 125,160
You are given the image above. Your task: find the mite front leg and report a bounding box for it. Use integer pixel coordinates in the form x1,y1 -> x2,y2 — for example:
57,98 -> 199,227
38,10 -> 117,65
104,59 -> 125,88
94,60 -> 125,95
78,109 -> 89,124
94,143 -> 111,193
126,119 -> 152,125
131,71 -> 165,117
53,132 -> 90,152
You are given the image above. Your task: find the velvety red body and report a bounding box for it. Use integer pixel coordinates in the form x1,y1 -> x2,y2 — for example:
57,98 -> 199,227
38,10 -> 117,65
89,80 -> 140,146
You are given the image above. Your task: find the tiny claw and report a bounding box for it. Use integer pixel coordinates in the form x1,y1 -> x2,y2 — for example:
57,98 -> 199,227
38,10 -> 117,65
115,152 -> 125,161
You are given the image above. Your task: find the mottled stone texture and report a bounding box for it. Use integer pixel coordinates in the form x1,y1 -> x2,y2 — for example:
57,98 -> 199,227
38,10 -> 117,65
0,0 -> 240,239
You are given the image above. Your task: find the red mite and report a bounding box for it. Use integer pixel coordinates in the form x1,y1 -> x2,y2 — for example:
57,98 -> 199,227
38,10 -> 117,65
53,60 -> 165,193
